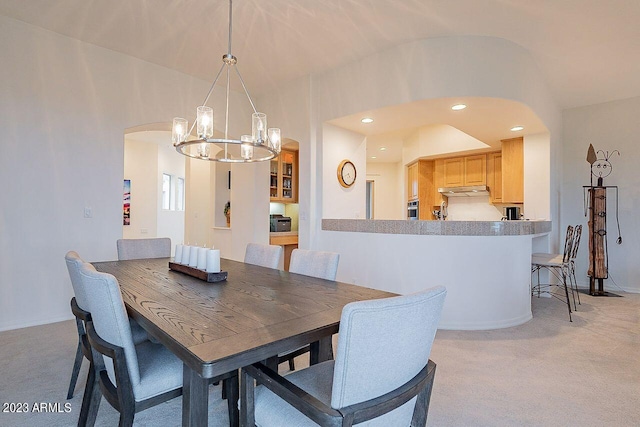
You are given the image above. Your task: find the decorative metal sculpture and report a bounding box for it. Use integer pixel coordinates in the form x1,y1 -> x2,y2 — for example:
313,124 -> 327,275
583,145 -> 622,296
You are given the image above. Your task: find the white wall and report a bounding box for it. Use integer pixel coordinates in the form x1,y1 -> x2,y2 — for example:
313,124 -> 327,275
365,162 -> 403,220
322,124 -> 367,219
446,196 -> 503,221
123,138 -> 159,238
0,16 -> 217,331
157,143 -> 185,249
562,96 -> 640,292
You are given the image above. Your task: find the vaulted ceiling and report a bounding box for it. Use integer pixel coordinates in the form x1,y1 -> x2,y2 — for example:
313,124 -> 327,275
3,1 -> 639,162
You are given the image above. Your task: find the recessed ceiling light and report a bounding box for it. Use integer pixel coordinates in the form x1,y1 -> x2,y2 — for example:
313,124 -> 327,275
370,156 -> 377,159
361,117 -> 374,124
379,147 -> 386,151
511,126 -> 524,132
451,104 -> 467,111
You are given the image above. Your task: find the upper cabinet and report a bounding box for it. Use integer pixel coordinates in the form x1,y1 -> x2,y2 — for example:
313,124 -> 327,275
439,154 -> 487,188
407,162 -> 419,201
501,137 -> 524,204
487,152 -> 503,204
270,149 -> 298,203
464,155 -> 487,186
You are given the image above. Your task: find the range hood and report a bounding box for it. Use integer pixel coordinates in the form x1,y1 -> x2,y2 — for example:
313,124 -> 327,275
438,185 -> 490,197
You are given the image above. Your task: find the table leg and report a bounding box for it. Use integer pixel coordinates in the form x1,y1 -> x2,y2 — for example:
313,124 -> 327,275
182,364 -> 209,427
309,336 -> 333,365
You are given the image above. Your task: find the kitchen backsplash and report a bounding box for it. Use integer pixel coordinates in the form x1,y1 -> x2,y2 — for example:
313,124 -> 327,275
445,196 -> 503,221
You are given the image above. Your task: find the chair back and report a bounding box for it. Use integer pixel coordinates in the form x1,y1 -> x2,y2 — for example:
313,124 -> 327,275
289,249 -> 340,281
562,225 -> 575,263
330,286 -> 446,424
77,263 -> 141,390
571,224 -> 582,260
244,243 -> 283,269
116,238 -> 171,260
65,251 -> 96,311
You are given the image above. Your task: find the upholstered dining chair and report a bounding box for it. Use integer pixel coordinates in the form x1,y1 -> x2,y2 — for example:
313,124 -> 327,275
76,262 -> 238,427
64,251 -> 149,400
531,225 -> 575,321
116,237 -> 171,260
241,286 -> 447,427
244,243 -> 283,269
278,249 -> 340,370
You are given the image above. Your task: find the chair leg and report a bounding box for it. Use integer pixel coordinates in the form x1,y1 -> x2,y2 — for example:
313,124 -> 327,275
224,375 -> 239,427
67,340 -> 84,399
571,263 -> 581,305
118,410 -> 134,427
288,358 -> 295,371
77,364 -> 100,427
562,272 -> 572,322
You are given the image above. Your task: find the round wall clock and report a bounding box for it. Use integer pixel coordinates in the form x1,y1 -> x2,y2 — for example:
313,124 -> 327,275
337,159 -> 356,188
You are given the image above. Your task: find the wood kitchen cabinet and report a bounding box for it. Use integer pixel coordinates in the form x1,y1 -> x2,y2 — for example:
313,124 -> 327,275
406,160 -> 436,219
441,154 -> 486,187
270,149 -> 298,202
464,155 -> 487,185
487,152 -> 502,203
407,162 -> 419,200
501,137 -> 524,203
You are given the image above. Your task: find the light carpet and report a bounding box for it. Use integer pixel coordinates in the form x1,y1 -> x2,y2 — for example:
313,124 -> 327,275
0,291 -> 638,426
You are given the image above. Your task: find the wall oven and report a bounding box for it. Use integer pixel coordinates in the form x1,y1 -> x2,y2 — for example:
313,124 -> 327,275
407,200 -> 419,220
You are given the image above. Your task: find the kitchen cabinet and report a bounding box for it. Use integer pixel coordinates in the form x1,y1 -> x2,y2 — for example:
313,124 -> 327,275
406,160 -> 436,219
501,137 -> 524,203
270,149 -> 298,202
487,152 -> 502,203
407,162 -> 418,200
270,232 -> 298,271
442,158 -> 464,187
464,155 -> 487,185
441,154 -> 486,187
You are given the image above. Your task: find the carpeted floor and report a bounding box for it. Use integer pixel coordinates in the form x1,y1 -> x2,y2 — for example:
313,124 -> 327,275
1,291 -> 638,426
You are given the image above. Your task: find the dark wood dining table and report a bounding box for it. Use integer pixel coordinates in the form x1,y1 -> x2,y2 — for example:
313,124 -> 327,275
93,257 -> 395,427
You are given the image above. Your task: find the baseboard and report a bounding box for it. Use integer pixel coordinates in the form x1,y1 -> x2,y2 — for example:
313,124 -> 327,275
0,314 -> 74,333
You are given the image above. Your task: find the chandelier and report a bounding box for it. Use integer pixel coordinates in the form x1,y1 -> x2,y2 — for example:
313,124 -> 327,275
171,0 -> 281,162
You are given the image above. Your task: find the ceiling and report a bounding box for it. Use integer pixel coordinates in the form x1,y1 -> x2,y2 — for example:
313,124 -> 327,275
3,0 -> 639,161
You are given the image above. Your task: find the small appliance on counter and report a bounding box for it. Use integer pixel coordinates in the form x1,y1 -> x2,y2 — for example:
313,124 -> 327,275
270,214 -> 292,232
503,206 -> 522,220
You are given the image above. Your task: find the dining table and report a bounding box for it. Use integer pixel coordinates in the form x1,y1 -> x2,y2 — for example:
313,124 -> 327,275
92,257 -> 395,427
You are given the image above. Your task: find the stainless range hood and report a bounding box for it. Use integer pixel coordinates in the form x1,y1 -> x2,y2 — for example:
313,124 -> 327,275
438,185 -> 490,197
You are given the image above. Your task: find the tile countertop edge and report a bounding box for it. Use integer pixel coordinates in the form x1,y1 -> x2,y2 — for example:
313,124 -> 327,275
321,219 -> 551,236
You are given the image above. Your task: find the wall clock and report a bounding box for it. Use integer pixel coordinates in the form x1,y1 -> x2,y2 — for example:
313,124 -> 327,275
337,159 -> 356,188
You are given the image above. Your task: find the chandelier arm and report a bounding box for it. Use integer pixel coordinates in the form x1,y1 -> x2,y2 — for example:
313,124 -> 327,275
233,65 -> 259,114
187,61 -> 227,136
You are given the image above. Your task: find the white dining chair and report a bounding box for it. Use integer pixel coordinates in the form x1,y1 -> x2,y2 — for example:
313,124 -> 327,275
241,286 -> 447,427
288,249 -> 340,281
116,237 -> 171,260
244,243 -> 283,269
279,249 -> 340,370
64,251 -> 149,400
77,262 -> 238,426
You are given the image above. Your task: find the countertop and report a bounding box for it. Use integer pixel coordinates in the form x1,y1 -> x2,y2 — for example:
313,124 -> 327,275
269,231 -> 298,236
322,219 -> 551,236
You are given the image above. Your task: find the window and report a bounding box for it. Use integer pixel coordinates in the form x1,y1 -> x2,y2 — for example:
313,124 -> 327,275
162,173 -> 171,210
162,173 -> 185,211
176,177 -> 185,211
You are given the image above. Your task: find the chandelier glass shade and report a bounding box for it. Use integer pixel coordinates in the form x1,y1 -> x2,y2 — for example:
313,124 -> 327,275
172,0 -> 281,162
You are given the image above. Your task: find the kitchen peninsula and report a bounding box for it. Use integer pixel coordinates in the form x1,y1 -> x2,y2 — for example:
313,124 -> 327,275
320,219 -> 551,330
